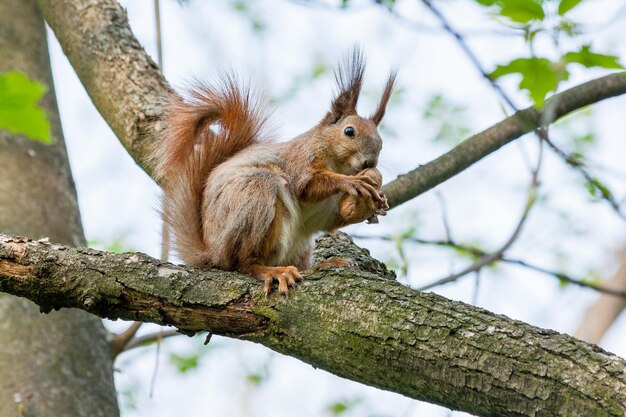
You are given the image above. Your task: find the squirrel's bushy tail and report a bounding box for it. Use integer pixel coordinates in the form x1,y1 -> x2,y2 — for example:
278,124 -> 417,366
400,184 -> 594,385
151,77 -> 270,266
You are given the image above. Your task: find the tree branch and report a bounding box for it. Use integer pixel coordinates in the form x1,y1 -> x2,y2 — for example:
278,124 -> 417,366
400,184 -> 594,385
111,321 -> 142,356
122,329 -> 180,353
0,233 -> 625,416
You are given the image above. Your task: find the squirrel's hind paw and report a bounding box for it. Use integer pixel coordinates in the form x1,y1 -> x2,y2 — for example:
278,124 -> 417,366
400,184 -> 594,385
248,265 -> 303,296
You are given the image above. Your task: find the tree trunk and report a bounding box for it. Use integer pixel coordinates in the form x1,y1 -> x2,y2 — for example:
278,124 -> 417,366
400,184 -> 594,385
0,1 -> 119,415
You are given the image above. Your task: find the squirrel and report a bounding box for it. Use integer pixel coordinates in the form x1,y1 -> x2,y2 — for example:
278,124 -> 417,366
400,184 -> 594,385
150,49 -> 395,295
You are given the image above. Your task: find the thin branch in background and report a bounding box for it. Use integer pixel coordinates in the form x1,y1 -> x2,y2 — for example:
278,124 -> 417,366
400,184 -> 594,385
352,234 -> 486,258
421,0 -> 519,111
351,233 -> 626,298
374,1 -> 520,37
290,0 -> 519,37
154,0 -> 163,69
543,136 -> 626,221
149,330 -> 164,398
111,321 -> 143,357
356,234 -> 626,297
435,191 -> 453,242
418,135 -> 543,290
122,328 -> 181,352
503,257 -> 626,298
472,271 -> 481,305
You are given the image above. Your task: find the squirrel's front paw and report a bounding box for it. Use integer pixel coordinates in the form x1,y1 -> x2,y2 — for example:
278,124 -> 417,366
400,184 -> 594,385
341,175 -> 385,204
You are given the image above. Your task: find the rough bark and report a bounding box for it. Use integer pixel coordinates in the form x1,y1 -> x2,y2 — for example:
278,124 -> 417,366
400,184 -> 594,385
0,232 -> 625,417
37,0 -> 626,207
0,1 -> 119,415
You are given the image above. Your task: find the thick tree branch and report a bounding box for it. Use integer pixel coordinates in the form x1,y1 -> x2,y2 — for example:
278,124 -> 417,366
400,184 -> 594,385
0,233 -> 625,416
38,0 -> 626,207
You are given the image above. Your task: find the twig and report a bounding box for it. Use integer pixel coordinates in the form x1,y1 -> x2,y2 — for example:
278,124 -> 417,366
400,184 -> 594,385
418,135 -> 543,290
543,137 -> 626,221
503,258 -> 626,298
111,321 -> 143,357
472,271 -> 481,305
149,330 -> 163,398
351,234 -> 487,258
435,191 -> 453,242
351,234 -> 626,298
289,0 -> 520,37
421,0 -> 519,111
122,329 -> 180,352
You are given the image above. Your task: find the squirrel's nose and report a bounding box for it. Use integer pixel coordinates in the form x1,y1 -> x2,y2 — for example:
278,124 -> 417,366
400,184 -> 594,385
362,159 -> 377,170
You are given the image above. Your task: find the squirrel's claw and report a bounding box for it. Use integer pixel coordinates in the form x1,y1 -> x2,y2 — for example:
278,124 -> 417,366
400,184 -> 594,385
253,265 -> 302,296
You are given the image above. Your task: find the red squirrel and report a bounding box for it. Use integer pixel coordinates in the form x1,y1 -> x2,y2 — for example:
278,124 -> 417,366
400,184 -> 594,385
151,50 -> 395,294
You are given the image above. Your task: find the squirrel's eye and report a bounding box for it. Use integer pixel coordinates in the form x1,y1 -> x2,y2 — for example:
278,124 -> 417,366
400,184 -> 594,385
344,126 -> 355,137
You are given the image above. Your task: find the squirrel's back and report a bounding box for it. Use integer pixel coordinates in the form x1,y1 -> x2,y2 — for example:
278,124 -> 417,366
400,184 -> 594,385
151,77 -> 271,266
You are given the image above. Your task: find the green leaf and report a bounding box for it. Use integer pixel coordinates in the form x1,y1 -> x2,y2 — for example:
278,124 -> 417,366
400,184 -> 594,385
246,373 -> 265,386
556,19 -> 581,37
490,58 -> 561,107
476,0 -> 545,23
231,0 -> 247,12
584,177 -> 614,201
400,226 -> 417,240
579,276 -> 602,287
0,71 -> 52,143
327,398 -> 362,416
169,353 -> 199,373
329,402 -> 349,415
311,62 -> 328,79
563,45 -> 624,70
500,0 -> 545,22
558,0 -> 583,15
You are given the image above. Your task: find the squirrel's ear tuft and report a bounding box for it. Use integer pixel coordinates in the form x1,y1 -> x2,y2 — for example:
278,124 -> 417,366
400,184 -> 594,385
323,48 -> 365,125
370,70 -> 397,126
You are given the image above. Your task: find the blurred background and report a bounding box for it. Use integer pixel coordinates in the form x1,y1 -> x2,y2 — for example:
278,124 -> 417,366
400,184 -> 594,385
46,0 -> 626,415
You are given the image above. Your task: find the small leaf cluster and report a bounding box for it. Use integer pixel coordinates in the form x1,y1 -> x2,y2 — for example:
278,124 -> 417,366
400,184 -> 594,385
476,0 -> 624,106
